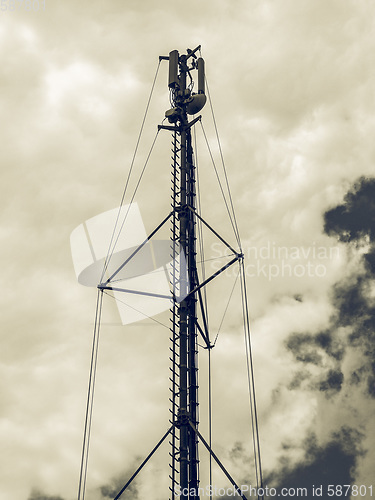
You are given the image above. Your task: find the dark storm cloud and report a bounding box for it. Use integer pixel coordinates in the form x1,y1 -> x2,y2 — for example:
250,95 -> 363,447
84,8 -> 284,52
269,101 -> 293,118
333,276 -> 369,326
362,246 -> 375,276
285,177 -> 375,398
286,330 -> 345,365
218,429 -> 364,500
267,427 -> 364,499
332,274 -> 375,368
324,178 -> 375,397
324,176 -> 375,243
287,334 -> 323,366
319,369 -> 344,393
285,331 -> 345,395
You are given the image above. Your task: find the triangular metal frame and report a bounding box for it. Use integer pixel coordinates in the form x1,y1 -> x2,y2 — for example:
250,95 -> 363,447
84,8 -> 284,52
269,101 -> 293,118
112,418 -> 249,500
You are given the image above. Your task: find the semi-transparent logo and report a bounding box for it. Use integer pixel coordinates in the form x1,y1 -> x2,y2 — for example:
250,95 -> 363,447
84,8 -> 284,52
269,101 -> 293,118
70,204 -> 187,325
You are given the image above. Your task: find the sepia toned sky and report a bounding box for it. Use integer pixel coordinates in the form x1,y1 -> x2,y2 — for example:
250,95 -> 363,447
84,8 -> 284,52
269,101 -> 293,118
1,1 -> 375,499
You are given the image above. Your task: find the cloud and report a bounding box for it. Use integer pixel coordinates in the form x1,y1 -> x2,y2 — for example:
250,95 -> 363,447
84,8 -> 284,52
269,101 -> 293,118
28,467 -> 140,500
323,177 -> 375,398
324,177 -> 375,243
285,330 -> 346,397
286,331 -> 344,366
2,1 -> 375,499
28,490 -> 65,500
99,471 -> 139,500
263,176 -> 375,490
218,427 -> 364,500
268,426 -> 364,495
319,369 -> 344,394
334,278 -> 375,398
282,177 -> 375,405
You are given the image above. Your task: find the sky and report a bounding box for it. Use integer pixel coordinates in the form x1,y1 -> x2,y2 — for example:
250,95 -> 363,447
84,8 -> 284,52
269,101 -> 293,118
1,0 -> 375,499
